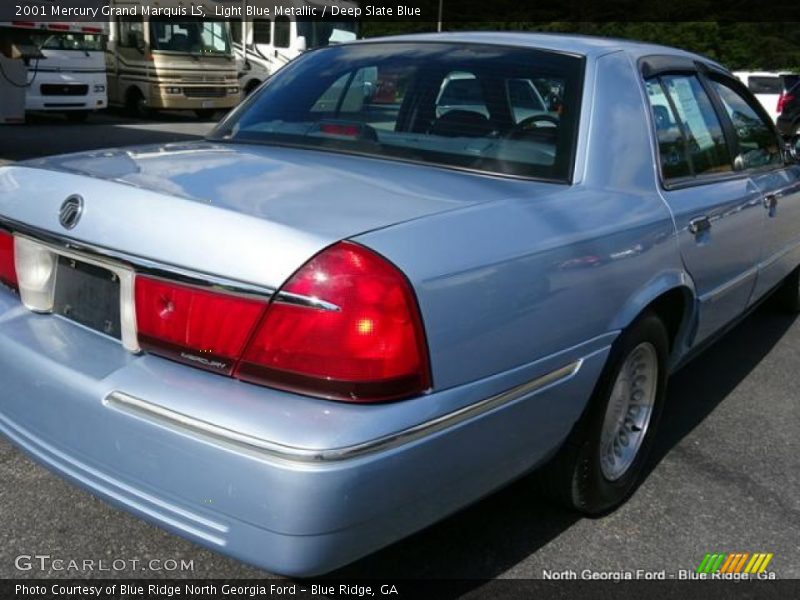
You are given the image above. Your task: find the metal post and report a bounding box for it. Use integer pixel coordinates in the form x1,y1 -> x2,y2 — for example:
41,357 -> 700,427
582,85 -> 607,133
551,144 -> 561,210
437,0 -> 443,32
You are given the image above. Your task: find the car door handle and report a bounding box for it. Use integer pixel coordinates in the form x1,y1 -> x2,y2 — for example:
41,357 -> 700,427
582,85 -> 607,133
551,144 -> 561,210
688,216 -> 711,235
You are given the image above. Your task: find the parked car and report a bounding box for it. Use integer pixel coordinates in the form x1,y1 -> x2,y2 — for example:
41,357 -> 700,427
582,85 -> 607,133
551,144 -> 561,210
1,33 -> 800,577
733,71 -> 799,123
777,81 -> 800,137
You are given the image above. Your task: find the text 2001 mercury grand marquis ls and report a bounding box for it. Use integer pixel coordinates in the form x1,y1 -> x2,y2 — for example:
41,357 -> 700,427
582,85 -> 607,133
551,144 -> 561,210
1,33 -> 799,576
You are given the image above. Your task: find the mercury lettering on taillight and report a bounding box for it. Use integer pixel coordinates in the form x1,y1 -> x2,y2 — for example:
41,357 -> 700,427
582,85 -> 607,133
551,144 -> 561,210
133,242 -> 432,403
134,276 -> 267,375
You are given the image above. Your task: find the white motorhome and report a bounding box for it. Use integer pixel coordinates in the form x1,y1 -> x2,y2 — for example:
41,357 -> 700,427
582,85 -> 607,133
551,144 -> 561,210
105,0 -> 239,118
733,71 -> 799,123
231,0 -> 358,96
0,21 -> 108,121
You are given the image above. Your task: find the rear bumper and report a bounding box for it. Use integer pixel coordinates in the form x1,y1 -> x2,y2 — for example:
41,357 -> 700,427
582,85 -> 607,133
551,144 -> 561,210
0,285 -> 610,576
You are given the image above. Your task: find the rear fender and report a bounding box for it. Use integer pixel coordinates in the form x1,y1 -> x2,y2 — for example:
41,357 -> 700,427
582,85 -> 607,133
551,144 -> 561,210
607,270 -> 698,368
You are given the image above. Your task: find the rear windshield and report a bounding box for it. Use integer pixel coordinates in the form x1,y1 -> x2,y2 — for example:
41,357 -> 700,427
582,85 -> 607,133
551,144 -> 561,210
212,42 -> 584,181
747,76 -> 783,94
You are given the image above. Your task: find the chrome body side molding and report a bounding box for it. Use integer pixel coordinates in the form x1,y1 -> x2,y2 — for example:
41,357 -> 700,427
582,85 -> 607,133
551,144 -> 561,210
104,359 -> 583,464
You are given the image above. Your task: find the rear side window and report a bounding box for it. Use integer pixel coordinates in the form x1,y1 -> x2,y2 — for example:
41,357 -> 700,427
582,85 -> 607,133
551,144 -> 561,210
506,78 -> 548,123
711,80 -> 782,169
436,72 -> 489,119
661,75 -> 732,177
747,76 -> 783,95
645,74 -> 732,182
645,79 -> 692,179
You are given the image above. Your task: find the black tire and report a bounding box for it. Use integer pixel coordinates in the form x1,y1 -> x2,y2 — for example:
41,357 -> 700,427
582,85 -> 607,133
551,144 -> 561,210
64,110 -> 89,123
244,80 -> 261,96
194,109 -> 217,120
542,311 -> 669,515
125,88 -> 152,119
773,267 -> 800,313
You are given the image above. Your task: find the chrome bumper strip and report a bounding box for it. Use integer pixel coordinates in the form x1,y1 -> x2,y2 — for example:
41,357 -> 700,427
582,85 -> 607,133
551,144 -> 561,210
104,359 -> 582,464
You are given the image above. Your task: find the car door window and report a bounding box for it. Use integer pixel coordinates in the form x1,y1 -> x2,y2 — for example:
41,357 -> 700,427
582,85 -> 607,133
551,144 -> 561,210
660,75 -> 732,177
645,79 -> 692,180
435,72 -> 488,119
506,78 -> 546,123
710,80 -> 782,170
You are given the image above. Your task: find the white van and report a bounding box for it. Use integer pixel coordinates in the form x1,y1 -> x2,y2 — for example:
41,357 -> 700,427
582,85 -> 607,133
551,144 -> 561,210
232,1 -> 358,97
733,71 -> 799,123
1,21 -> 108,122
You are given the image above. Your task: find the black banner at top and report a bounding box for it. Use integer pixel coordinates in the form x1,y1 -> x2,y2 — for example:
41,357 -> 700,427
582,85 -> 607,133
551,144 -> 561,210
1,0 -> 799,23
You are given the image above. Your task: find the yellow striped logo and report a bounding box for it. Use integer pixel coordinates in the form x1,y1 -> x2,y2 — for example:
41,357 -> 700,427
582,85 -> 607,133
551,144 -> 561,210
697,552 -> 774,574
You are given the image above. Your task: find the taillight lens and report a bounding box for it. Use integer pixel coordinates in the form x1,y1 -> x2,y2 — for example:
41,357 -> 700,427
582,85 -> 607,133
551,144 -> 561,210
133,243 -> 430,402
236,242 -> 431,402
777,92 -> 794,114
0,230 -> 17,290
135,276 -> 267,375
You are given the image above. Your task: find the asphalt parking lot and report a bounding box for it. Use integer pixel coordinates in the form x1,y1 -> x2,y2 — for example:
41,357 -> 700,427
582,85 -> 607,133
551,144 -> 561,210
0,110 -> 215,163
0,112 -> 798,583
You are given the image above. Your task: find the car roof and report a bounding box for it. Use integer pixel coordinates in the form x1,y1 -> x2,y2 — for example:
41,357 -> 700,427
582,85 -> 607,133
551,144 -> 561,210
355,31 -> 726,68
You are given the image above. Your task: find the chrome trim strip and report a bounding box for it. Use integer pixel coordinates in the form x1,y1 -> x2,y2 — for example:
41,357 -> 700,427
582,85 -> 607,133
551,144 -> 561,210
273,290 -> 341,312
758,237 -> 800,272
104,359 -> 582,464
0,215 -> 336,310
700,265 -> 758,303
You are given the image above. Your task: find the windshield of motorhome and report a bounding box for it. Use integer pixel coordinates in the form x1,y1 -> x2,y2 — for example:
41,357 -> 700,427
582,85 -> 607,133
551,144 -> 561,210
149,19 -> 232,54
32,33 -> 105,52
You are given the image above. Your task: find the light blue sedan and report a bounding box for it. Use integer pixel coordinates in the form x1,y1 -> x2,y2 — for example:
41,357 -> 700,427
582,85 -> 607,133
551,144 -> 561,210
1,33 -> 799,576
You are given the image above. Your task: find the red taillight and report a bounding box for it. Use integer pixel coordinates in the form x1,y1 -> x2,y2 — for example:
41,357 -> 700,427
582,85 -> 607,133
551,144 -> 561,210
134,276 -> 267,375
320,123 -> 361,137
777,92 -> 794,114
133,243 -> 430,402
0,230 -> 17,290
236,242 -> 431,402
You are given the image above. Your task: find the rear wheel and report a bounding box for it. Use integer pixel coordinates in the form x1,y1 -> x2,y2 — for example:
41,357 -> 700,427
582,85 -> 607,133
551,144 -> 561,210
244,80 -> 261,97
543,312 -> 669,514
125,88 -> 152,119
64,110 -> 89,123
774,267 -> 800,313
